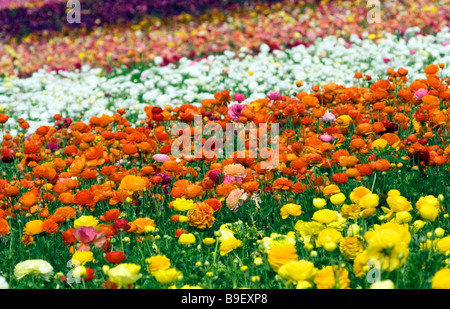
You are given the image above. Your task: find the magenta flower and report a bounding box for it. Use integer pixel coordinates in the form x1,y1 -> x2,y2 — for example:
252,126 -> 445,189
73,226 -> 106,251
414,88 -> 429,100
267,91 -> 282,101
228,103 -> 246,121
233,93 -> 245,103
207,169 -> 221,183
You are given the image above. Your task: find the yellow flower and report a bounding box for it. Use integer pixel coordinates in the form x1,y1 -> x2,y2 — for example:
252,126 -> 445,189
254,257 -> 263,266
339,236 -> 364,261
387,189 -> 401,197
349,186 -> 371,204
330,193 -> 346,206
364,222 -> 411,271
71,266 -> 87,281
260,232 -> 296,253
435,227 -> 445,238
432,268 -> 450,289
437,236 -> 450,255
172,198 -> 195,211
179,233 -> 196,245
358,193 -> 379,208
316,228 -> 343,252
74,215 -> 99,229
370,280 -> 395,289
145,255 -> 171,275
107,263 -> 142,288
202,238 -> 216,245
411,220 -> 426,233
386,195 -> 412,212
418,203 -> 439,222
72,251 -> 95,266
267,243 -> 298,272
313,198 -> 327,209
394,211 -> 412,223
153,268 -> 183,285
312,209 -> 347,230
371,139 -> 389,151
314,266 -> 350,289
280,204 -> 302,219
277,260 -> 318,289
23,220 -> 44,236
219,237 -> 242,256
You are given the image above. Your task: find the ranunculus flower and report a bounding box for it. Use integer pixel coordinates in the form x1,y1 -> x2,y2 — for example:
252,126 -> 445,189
228,103 -> 246,121
73,226 -> 106,251
414,88 -> 428,100
14,259 -> 54,281
153,154 -> 170,162
267,91 -> 282,101
105,251 -> 126,264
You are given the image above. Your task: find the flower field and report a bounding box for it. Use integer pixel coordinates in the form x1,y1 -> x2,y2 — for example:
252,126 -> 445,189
1,0 -> 450,291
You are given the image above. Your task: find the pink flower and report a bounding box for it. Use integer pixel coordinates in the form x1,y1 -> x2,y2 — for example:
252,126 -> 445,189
73,226 -> 106,251
414,88 -> 429,100
223,175 -> 243,184
233,93 -> 245,103
226,188 -> 247,213
319,134 -> 334,143
383,58 -> 391,63
153,154 -> 170,162
267,91 -> 282,101
410,49 -> 416,55
228,103 -> 246,121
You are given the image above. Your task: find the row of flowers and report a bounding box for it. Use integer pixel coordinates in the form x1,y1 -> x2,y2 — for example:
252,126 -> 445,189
1,28 -> 449,136
0,63 -> 450,288
1,0 -> 448,76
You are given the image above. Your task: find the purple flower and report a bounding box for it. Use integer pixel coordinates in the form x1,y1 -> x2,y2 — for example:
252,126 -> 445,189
228,103 -> 246,121
73,226 -> 106,251
155,173 -> 171,185
267,91 -> 282,101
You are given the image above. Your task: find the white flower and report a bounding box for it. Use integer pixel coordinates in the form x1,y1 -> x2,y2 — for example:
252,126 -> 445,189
0,276 -> 9,289
14,260 -> 54,281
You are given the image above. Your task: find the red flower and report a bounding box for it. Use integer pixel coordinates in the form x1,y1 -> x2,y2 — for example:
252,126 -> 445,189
105,251 -> 126,264
331,173 -> 348,184
83,268 -> 95,282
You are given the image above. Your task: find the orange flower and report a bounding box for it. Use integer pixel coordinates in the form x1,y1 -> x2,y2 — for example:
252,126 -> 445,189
74,190 -> 97,208
19,189 -> 40,209
54,206 -> 76,219
187,202 -> 215,229
0,218 -> 10,235
184,184 -> 204,199
42,219 -> 59,234
128,217 -> 156,234
100,209 -> 120,222
272,177 -> 294,191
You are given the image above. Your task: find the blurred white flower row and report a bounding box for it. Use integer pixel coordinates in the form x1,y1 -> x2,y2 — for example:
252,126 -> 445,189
0,27 -> 449,136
